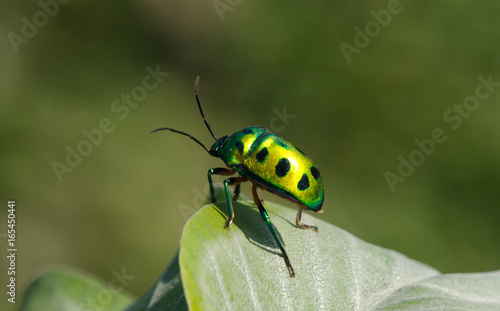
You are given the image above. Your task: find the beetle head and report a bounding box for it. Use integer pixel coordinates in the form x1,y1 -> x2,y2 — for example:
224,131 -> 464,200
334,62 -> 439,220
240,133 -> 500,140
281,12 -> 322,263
209,135 -> 229,157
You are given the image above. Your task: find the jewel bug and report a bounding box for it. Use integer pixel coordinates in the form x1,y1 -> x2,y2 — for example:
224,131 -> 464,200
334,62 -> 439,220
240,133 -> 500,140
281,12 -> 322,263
150,77 -> 324,277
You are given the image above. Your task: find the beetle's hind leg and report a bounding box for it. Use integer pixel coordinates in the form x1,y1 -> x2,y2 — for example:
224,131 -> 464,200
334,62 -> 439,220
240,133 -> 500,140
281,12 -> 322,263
296,208 -> 318,233
252,183 -> 295,277
233,183 -> 241,201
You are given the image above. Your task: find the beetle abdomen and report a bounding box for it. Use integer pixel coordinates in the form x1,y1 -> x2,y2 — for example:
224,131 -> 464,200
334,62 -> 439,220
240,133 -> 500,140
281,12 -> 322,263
242,132 -> 324,211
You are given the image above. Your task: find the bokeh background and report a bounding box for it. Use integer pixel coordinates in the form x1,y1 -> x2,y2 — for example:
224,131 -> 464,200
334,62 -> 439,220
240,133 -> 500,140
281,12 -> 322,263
1,0 -> 500,309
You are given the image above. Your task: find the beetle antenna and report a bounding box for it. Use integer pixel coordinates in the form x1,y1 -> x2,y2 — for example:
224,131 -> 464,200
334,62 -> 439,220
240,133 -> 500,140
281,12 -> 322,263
195,76 -> 218,141
149,127 -> 211,154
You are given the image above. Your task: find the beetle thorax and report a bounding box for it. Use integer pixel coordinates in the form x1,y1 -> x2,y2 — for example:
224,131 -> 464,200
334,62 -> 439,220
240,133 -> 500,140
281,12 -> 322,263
212,126 -> 267,166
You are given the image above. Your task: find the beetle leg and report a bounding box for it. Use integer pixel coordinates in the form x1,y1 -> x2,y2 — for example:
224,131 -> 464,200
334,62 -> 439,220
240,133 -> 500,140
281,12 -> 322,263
252,183 -> 295,277
223,176 -> 248,229
233,183 -> 241,201
296,208 -> 318,232
207,168 -> 236,203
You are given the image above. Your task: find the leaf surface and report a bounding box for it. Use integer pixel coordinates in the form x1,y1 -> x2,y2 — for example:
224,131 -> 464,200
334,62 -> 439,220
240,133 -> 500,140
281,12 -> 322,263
18,269 -> 132,311
179,199 -> 500,310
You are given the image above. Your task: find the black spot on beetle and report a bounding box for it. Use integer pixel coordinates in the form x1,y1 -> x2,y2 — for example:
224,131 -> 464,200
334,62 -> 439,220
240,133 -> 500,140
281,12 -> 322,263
297,174 -> 310,191
256,147 -> 269,162
242,128 -> 253,134
275,158 -> 291,177
236,141 -> 244,155
310,166 -> 320,180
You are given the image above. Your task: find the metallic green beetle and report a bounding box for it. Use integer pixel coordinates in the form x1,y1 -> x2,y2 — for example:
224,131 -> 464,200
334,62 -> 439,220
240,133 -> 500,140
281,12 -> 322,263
151,77 -> 324,277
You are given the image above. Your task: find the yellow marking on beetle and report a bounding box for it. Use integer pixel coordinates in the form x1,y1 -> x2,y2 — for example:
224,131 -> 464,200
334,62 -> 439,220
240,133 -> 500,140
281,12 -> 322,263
244,134 -> 322,207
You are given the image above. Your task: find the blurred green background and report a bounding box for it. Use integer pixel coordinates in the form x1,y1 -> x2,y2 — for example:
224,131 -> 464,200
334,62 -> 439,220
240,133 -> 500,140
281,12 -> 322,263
1,0 -> 499,308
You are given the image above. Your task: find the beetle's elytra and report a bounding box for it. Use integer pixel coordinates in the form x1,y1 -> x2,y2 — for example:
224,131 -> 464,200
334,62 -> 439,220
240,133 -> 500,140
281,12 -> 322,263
151,77 -> 324,277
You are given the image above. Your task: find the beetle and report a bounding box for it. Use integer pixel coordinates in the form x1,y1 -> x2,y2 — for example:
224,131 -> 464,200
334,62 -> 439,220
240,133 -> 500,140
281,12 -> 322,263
150,77 -> 324,277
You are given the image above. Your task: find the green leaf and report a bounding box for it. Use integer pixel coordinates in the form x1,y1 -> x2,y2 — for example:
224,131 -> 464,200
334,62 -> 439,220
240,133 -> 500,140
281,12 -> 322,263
18,269 -> 132,311
374,271 -> 500,310
19,193 -> 500,310
124,250 -> 187,311
179,198 -> 500,310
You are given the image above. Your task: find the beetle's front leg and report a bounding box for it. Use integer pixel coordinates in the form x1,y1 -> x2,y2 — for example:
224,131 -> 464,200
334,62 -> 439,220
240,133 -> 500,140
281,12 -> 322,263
223,176 -> 248,228
207,168 -> 236,203
296,207 -> 318,232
